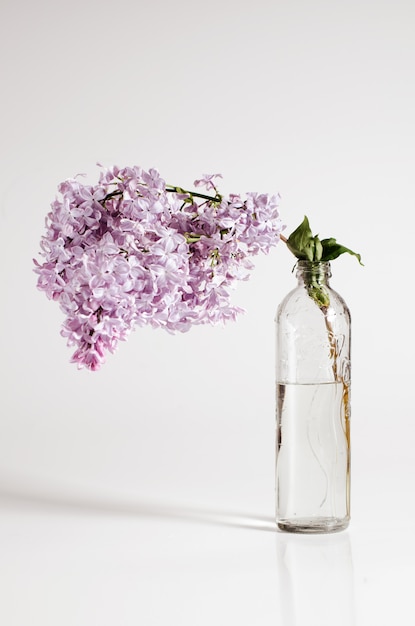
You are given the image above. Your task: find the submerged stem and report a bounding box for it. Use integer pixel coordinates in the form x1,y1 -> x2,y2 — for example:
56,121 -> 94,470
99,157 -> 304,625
322,310 -> 338,381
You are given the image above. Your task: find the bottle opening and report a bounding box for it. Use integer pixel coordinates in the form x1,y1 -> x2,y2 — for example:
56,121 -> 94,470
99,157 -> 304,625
296,260 -> 332,281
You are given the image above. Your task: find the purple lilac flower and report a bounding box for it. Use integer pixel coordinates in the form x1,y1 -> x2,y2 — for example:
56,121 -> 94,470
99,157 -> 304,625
34,165 -> 285,370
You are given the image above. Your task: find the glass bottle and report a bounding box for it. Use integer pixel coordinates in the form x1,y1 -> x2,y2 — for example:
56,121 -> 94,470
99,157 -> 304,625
275,261 -> 351,533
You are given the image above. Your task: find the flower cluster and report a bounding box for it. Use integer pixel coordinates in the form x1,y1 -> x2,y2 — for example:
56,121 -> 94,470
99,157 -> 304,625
34,164 -> 284,370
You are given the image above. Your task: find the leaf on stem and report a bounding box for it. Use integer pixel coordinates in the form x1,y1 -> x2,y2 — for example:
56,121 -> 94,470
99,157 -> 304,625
320,238 -> 363,264
286,215 -> 363,264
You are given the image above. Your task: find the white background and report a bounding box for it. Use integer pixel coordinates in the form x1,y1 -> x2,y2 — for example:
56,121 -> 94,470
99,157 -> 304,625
1,0 -> 414,624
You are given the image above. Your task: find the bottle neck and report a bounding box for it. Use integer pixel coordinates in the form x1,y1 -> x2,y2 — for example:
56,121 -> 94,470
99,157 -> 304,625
296,261 -> 331,287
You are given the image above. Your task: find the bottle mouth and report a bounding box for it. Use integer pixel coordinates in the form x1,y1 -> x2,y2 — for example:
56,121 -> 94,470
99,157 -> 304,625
296,260 -> 331,267
296,260 -> 332,279
296,259 -> 331,268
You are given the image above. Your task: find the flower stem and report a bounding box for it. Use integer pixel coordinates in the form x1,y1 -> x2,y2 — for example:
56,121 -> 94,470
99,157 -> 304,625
165,186 -> 222,203
100,189 -> 123,205
100,186 -> 223,207
322,312 -> 338,381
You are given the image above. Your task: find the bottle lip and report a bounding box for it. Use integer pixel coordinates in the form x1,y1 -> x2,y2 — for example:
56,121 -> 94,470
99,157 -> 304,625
296,260 -> 331,268
296,260 -> 332,278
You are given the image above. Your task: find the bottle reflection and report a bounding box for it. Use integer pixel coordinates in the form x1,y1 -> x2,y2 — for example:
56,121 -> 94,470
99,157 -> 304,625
276,532 -> 356,626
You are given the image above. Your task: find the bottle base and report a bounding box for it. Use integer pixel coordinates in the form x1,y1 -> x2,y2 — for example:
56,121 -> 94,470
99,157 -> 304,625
277,516 -> 349,534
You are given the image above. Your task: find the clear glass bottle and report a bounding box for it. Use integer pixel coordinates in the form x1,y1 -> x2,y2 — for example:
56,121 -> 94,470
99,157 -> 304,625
275,261 -> 351,533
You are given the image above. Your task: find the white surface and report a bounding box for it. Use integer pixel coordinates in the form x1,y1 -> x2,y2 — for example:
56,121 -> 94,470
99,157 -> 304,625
0,489 -> 413,625
1,0 -> 415,623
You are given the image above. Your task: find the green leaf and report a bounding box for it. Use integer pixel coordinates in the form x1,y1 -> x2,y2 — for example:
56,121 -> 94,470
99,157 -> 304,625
313,235 -> 323,262
320,238 -> 363,265
286,216 -> 315,261
285,216 -> 363,265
